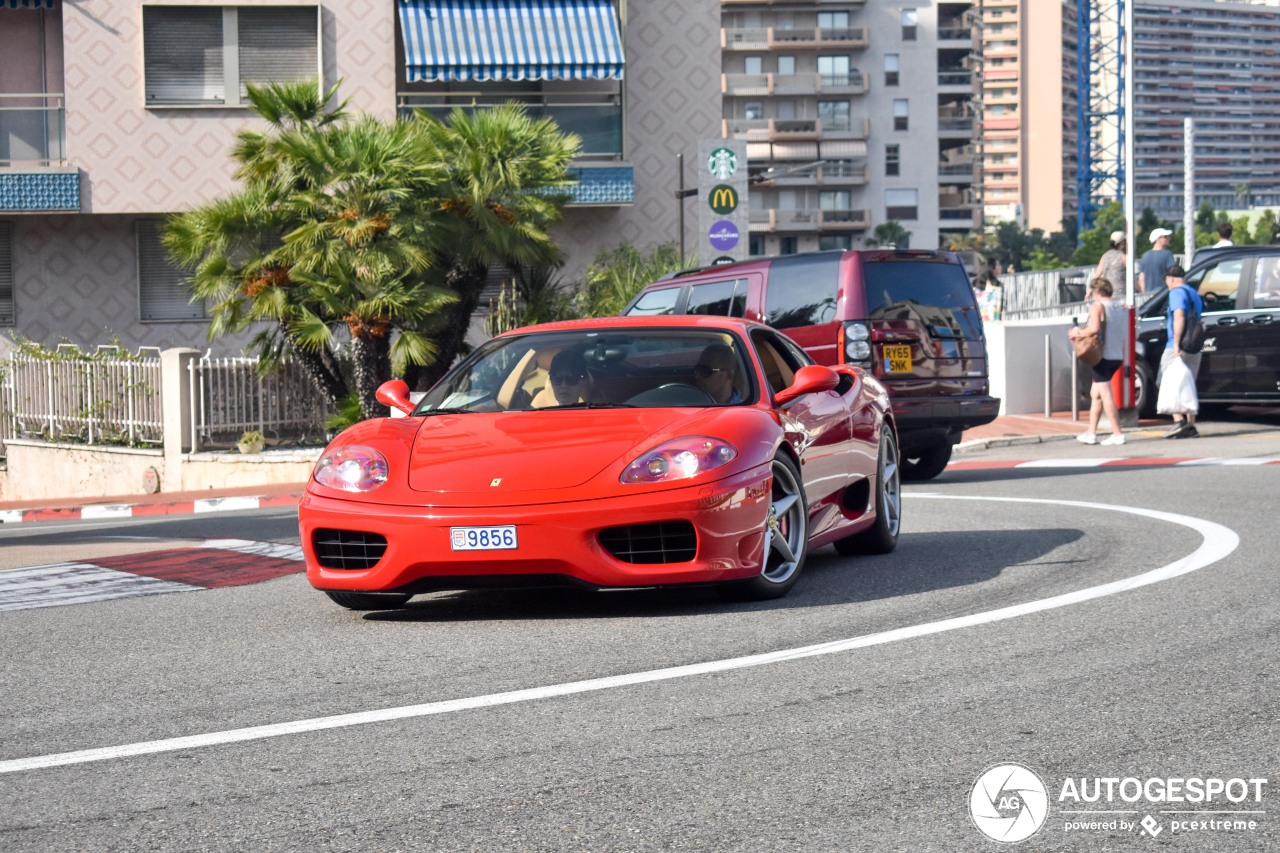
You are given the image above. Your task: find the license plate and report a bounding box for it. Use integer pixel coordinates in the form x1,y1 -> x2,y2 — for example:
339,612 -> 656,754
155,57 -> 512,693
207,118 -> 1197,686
450,525 -> 518,551
884,344 -> 913,374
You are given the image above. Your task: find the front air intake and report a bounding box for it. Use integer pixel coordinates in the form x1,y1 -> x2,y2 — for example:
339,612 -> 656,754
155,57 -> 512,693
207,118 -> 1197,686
598,521 -> 696,564
313,529 -> 388,570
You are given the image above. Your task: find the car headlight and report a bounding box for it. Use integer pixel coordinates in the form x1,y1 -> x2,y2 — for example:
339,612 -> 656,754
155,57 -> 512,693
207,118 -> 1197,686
621,437 -> 738,485
313,445 -> 389,492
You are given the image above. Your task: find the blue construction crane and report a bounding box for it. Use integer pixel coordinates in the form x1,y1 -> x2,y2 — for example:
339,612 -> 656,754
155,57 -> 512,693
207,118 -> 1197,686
1076,0 -> 1125,235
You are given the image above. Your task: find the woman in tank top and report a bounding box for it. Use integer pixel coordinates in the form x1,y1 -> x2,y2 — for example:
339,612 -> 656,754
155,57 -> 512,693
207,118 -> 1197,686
1069,277 -> 1129,446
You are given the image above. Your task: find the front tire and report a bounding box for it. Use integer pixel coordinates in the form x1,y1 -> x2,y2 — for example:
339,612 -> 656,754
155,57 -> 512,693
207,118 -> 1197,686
901,442 -> 951,481
324,590 -> 412,611
834,428 -> 901,556
722,455 -> 809,601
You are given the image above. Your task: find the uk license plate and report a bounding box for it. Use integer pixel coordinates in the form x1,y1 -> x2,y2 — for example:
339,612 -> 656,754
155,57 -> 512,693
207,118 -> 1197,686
450,525 -> 518,551
884,344 -> 913,374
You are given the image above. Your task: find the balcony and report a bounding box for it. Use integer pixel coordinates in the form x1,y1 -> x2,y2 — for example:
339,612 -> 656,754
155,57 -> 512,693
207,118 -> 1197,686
724,117 -> 870,145
1,93 -> 78,213
818,208 -> 870,230
722,28 -> 769,50
938,70 -> 974,90
769,27 -> 868,50
746,207 -> 869,233
722,73 -> 771,97
937,26 -> 973,43
1,94 -> 66,167
398,92 -> 622,160
723,0 -> 868,5
938,162 -> 976,183
938,116 -> 975,136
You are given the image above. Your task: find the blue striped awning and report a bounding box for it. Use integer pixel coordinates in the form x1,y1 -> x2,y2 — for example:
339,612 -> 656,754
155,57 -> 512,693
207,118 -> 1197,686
399,0 -> 625,83
2,0 -> 56,8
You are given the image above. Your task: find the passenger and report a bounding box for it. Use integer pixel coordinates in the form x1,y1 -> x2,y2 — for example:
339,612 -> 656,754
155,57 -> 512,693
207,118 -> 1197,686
693,343 -> 743,404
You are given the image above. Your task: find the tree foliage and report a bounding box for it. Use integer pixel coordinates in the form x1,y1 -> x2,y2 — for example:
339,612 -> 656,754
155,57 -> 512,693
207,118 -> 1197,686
164,81 -> 581,418
573,243 -> 685,318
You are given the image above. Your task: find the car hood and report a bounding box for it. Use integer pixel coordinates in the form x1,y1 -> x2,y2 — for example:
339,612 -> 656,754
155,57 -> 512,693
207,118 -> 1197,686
406,408 -> 737,495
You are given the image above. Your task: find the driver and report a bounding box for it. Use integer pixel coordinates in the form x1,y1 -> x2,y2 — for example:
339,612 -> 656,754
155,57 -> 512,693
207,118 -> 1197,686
533,348 -> 590,407
693,343 -> 742,404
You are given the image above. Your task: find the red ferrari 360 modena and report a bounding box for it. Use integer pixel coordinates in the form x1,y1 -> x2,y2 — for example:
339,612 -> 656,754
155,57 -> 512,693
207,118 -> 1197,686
299,316 -> 901,610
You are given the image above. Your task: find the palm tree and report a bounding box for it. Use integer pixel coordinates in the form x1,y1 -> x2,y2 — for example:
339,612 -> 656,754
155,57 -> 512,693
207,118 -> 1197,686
164,81 -> 457,418
409,104 -> 581,389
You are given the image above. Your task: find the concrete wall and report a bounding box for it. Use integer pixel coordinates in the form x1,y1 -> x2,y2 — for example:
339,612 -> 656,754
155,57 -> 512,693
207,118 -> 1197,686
0,441 -> 317,502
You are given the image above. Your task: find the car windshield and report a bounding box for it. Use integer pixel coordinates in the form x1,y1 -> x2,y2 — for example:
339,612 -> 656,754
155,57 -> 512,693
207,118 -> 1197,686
413,329 -> 756,414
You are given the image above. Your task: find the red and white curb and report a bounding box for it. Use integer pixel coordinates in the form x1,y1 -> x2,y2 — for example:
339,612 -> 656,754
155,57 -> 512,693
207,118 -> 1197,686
0,493 -> 302,525
948,456 -> 1280,471
0,539 -> 304,612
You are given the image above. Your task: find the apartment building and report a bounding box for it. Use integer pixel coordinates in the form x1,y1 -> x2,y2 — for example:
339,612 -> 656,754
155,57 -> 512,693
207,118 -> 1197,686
1133,0 -> 1280,215
0,0 -> 720,351
720,0 -> 982,254
978,0 -> 1078,233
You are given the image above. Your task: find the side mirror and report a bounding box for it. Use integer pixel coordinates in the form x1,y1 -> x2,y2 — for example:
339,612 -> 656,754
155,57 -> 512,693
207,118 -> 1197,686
773,364 -> 839,405
376,379 -> 415,416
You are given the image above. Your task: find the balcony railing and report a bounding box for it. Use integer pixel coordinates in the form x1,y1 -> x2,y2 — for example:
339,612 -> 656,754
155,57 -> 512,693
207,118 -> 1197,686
397,92 -> 623,160
938,26 -> 973,41
723,116 -> 870,142
938,71 -> 974,88
818,208 -> 869,230
747,208 -> 869,232
726,72 -> 868,97
769,27 -> 868,49
0,93 -> 66,166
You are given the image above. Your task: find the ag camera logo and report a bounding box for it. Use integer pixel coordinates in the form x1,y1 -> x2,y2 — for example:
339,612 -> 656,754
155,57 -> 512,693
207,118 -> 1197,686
970,763 -> 1050,843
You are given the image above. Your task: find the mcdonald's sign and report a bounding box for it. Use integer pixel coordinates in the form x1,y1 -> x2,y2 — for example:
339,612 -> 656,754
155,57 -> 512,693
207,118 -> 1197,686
708,184 -> 738,215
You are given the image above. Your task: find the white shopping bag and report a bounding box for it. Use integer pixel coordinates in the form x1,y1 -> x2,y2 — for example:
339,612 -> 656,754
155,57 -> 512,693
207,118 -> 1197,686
1156,356 -> 1199,415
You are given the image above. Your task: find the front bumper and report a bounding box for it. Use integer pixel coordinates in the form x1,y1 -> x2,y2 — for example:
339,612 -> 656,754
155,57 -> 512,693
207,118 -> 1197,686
299,464 -> 773,593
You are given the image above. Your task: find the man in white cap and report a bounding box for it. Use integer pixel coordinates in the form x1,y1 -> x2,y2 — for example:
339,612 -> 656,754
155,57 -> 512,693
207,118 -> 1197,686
1138,227 -> 1176,293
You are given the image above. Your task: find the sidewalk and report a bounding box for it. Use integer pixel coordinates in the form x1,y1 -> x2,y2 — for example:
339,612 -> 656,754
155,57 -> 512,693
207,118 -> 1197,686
0,410 -> 1165,523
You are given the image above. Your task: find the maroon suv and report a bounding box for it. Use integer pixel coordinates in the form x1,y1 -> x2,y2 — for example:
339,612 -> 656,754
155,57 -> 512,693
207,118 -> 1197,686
623,249 -> 999,480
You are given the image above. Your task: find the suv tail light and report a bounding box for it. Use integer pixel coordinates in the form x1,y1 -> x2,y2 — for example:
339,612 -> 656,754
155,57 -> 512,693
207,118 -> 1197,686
841,321 -> 873,366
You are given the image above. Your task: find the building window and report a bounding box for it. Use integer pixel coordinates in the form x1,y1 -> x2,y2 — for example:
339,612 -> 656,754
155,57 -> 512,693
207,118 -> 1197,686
886,189 -> 919,221
819,234 -> 852,251
885,144 -> 900,177
144,6 -> 320,106
817,55 -> 850,87
777,55 -> 795,76
884,54 -> 900,87
779,236 -> 798,255
744,102 -> 763,121
817,11 -> 849,32
0,223 -> 13,326
818,100 -> 850,132
744,56 -> 763,75
893,99 -> 909,131
138,221 -> 207,321
820,190 -> 852,211
902,9 -> 918,41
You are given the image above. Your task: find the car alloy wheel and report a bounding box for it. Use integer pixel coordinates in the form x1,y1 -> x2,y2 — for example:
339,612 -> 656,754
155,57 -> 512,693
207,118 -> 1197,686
834,428 -> 901,556
761,455 -> 809,585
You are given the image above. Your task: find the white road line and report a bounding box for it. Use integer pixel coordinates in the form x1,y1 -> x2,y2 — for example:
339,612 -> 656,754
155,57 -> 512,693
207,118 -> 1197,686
0,496 -> 1239,775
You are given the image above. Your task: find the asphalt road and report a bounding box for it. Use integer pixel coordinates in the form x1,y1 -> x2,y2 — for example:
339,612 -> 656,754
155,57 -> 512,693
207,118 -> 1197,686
0,427 -> 1276,851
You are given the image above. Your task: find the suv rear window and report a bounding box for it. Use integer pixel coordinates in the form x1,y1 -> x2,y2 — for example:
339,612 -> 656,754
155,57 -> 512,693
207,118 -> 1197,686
764,252 -> 840,328
863,260 -> 983,340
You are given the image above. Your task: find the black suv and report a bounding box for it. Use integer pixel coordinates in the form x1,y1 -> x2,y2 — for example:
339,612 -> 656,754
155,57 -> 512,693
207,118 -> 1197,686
1134,244 -> 1280,415
622,250 -> 999,480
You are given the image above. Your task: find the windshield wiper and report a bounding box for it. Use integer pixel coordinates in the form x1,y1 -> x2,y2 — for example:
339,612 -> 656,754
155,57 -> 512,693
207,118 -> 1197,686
414,407 -> 472,416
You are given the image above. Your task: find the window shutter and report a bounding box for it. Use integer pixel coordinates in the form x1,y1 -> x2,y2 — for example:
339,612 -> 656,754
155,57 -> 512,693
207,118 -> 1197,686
239,7 -> 319,99
0,223 -> 13,326
144,7 -> 226,104
137,221 -> 205,321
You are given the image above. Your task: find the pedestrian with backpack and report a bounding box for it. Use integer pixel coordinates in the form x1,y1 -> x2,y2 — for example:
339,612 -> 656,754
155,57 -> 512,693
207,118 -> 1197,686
1158,264 -> 1205,438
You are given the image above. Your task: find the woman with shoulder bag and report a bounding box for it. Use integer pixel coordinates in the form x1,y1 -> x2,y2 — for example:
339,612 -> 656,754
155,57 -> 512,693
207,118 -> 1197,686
1069,277 -> 1128,446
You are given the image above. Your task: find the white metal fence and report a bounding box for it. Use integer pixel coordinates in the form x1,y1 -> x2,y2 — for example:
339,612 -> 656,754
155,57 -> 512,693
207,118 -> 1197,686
1,347 -> 334,458
0,346 -> 164,448
189,353 -> 331,450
